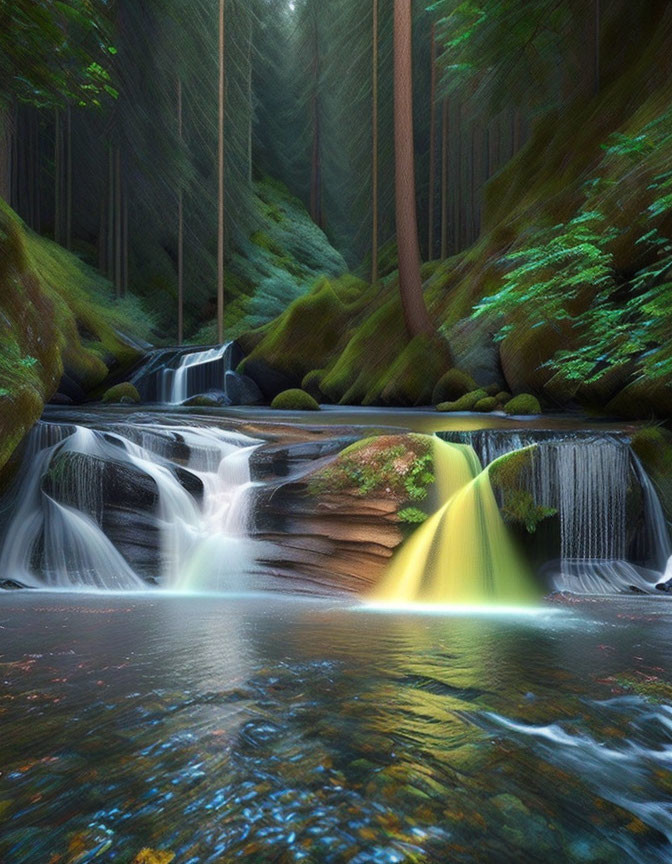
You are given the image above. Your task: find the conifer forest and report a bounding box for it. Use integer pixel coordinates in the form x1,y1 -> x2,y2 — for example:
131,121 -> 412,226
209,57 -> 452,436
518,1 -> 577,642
1,3 -> 672,863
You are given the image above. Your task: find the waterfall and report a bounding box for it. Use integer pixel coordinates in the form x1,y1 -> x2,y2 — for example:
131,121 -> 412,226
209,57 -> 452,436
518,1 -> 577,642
372,439 -> 539,606
439,430 -> 672,595
0,420 -> 261,592
132,343 -> 235,404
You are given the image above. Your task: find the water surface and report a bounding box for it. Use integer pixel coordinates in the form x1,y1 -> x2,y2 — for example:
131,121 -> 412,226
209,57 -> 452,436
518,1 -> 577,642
1,593 -> 671,862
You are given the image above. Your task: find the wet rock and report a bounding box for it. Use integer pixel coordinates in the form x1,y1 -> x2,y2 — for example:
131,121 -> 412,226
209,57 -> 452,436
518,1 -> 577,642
656,579 -> 672,593
225,370 -> 263,405
49,392 -> 74,406
240,357 -> 297,401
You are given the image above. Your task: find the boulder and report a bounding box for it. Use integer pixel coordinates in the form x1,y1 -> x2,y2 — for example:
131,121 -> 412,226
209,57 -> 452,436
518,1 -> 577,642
224,370 -> 263,405
503,394 -> 542,415
102,382 -> 141,404
432,369 -> 478,405
474,396 -> 498,412
239,357 -> 297,401
271,389 -> 321,411
436,389 -> 488,413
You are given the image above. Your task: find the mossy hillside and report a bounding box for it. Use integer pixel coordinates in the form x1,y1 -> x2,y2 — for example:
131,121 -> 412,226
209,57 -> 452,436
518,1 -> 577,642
191,180 -> 347,344
238,13 -> 672,418
308,434 -> 435,523
0,201 -> 152,472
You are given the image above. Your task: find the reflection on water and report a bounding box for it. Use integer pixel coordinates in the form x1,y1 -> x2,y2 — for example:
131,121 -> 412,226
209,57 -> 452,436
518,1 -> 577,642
0,594 -> 671,862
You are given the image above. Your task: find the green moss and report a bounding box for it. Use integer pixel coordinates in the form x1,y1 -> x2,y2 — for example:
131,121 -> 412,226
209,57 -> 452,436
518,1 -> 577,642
432,369 -> 478,404
504,394 -> 542,415
251,231 -> 284,257
488,447 -> 537,492
473,397 -> 498,412
0,201 -> 150,473
270,389 -> 321,411
631,426 -> 672,526
496,391 -> 512,404
301,369 -> 327,401
436,389 -> 488,413
308,434 -> 434,507
102,382 -> 141,404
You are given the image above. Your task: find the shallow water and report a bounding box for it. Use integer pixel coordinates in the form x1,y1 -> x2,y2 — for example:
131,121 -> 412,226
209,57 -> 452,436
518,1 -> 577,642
1,593 -> 671,863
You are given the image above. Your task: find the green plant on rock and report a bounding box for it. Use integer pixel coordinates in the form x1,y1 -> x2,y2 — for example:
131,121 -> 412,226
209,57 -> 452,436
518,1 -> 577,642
398,507 -> 429,524
404,452 -> 435,502
501,490 -> 557,534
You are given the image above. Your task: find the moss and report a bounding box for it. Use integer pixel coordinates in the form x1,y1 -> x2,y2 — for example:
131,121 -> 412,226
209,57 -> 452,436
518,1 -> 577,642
496,391 -> 512,404
607,378 -> 672,421
308,434 -> 434,508
488,447 -> 557,534
474,397 -> 498,412
270,389 -> 321,411
436,389 -> 488,413
504,394 -> 542,416
184,395 -> 220,408
631,426 -> 672,526
432,369 -> 478,405
102,382 -> 141,404
251,231 -> 284,257
301,369 -> 327,401
0,201 -> 149,473
488,447 -> 538,493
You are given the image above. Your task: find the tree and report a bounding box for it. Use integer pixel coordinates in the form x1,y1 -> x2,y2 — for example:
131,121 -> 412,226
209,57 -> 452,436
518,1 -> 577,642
218,0 -> 226,344
371,0 -> 379,284
394,0 -> 434,337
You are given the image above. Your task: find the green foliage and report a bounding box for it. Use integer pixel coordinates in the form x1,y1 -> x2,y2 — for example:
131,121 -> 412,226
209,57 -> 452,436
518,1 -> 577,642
501,490 -> 557,534
0,0 -> 115,108
398,507 -> 429,524
404,452 -> 435,502
270,389 -> 321,411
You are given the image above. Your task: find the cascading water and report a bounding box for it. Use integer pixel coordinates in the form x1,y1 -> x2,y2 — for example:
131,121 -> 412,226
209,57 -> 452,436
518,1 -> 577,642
0,419 -> 262,592
439,430 -> 672,595
372,438 -> 539,606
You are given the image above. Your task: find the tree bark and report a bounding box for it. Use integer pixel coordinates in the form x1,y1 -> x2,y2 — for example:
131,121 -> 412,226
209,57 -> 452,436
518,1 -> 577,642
54,111 -> 62,243
440,98 -> 448,259
1,103 -> 14,204
107,145 -> 114,279
177,76 -> 184,345
393,0 -> 434,338
594,0 -> 600,95
427,22 -> 436,260
115,147 -> 122,297
122,180 -> 128,298
371,0 -> 379,284
217,0 -> 226,344
66,105 -> 73,249
309,10 -> 322,229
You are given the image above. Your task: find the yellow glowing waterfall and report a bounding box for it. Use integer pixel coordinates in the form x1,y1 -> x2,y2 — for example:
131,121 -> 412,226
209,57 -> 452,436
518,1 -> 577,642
372,439 -> 539,605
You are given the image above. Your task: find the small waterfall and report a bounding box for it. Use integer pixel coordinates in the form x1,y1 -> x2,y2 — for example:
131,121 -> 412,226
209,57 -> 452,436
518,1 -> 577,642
132,343 -> 236,404
440,429 -> 672,595
0,420 -> 261,592
372,439 -> 539,606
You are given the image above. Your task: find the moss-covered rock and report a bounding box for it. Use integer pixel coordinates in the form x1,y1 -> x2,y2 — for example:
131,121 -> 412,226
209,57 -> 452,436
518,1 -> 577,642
631,426 -> 672,527
503,394 -> 542,415
436,389 -> 488,413
495,391 -> 512,404
607,378 -> 672,421
0,201 -> 149,473
432,369 -> 478,405
102,382 -> 141,404
271,389 -> 321,411
302,369 -> 328,402
474,396 -> 498,412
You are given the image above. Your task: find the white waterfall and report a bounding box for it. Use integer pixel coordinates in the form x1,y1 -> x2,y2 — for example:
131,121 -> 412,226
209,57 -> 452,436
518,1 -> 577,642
0,420 -> 261,592
441,430 -> 672,595
159,344 -> 233,403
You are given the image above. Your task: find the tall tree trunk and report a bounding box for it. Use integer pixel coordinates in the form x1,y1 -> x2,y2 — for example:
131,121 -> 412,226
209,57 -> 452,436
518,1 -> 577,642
34,112 -> 41,233
427,22 -> 436,260
371,0 -> 379,284
393,0 -> 434,338
440,98 -> 448,259
217,0 -> 226,344
66,105 -> 72,249
594,0 -> 601,95
107,145 -> 114,279
177,76 -> 184,345
122,180 -> 129,298
247,20 -> 253,185
115,147 -> 122,297
54,111 -> 62,243
98,185 -> 107,273
309,11 -> 322,229
11,101 -> 18,209
0,103 -> 13,204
